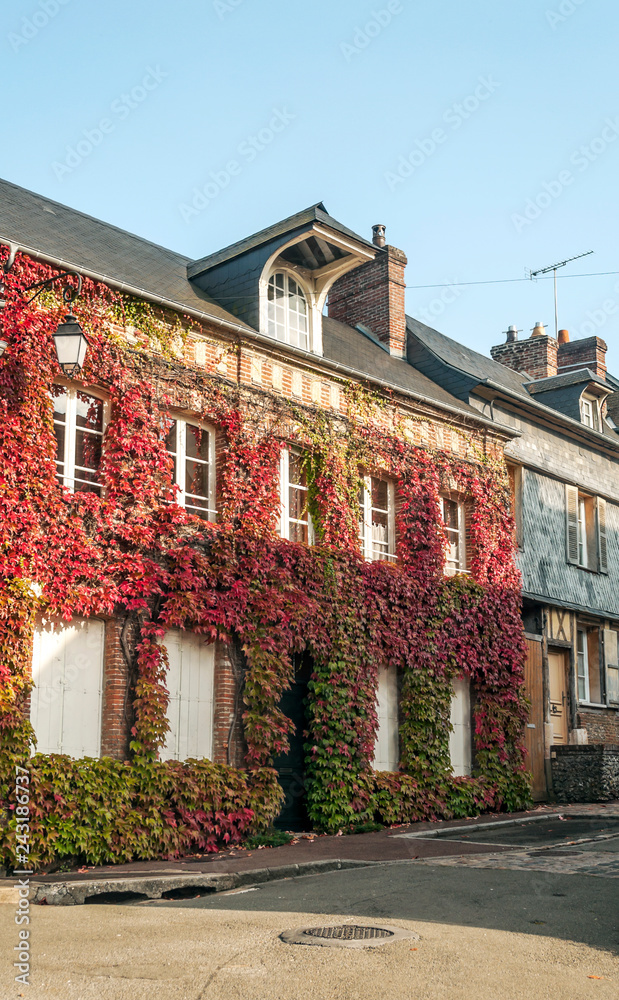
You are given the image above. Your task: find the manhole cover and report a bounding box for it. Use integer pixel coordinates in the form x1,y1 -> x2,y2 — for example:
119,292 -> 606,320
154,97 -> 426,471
305,925 -> 393,940
280,923 -> 419,949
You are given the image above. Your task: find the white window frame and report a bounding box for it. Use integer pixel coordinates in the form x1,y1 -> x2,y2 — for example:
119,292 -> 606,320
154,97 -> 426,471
51,384 -> 108,494
441,497 -> 467,575
577,496 -> 588,568
166,416 -> 217,521
266,270 -> 310,350
280,447 -> 313,544
359,475 -> 396,562
577,628 -> 589,702
580,394 -> 599,429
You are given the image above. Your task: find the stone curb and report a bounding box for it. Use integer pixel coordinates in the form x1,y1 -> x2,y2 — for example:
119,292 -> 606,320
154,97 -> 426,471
31,859 -> 374,906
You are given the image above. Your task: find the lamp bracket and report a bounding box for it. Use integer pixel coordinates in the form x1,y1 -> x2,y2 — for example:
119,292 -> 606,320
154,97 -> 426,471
22,270 -> 83,306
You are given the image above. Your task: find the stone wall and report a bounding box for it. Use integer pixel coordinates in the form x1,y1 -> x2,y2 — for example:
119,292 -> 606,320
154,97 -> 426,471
551,744 -> 619,802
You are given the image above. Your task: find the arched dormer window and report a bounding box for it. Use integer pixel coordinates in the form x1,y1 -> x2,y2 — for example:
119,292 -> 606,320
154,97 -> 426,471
267,272 -> 309,350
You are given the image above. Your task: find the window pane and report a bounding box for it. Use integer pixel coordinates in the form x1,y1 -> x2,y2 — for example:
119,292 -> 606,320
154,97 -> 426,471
185,460 -> 209,500
371,477 -> 388,511
165,420 -> 177,454
186,424 -> 209,462
75,393 -> 103,432
289,521 -> 309,544
54,423 -> 65,469
289,485 -> 308,521
442,498 -> 458,530
75,430 -> 102,472
288,451 -> 306,488
51,388 -> 68,421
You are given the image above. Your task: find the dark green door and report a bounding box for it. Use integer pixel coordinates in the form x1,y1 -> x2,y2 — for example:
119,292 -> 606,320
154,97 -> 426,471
273,656 -> 311,831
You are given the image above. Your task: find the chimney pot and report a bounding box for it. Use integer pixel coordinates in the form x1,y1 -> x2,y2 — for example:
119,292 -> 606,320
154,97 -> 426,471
504,324 -> 519,343
531,321 -> 546,338
558,328 -> 570,344
372,224 -> 386,248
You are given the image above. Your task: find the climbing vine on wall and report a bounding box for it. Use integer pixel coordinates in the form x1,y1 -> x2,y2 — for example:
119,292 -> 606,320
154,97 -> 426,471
0,251 -> 530,868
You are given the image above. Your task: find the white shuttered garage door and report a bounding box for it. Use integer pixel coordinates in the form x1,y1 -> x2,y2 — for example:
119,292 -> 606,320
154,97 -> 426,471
161,631 -> 215,761
449,677 -> 472,777
373,663 -> 400,772
31,618 -> 104,758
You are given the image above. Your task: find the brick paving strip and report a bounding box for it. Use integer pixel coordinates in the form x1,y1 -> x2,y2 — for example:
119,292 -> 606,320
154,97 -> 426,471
1,801 -> 617,905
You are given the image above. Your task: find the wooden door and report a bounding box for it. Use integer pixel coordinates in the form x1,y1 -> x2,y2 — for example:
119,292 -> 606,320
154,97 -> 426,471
523,638 -> 546,800
548,651 -> 569,744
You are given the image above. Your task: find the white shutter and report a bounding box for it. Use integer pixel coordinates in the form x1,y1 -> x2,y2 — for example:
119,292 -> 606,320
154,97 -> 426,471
449,677 -> 472,777
31,618 -> 104,757
373,664 -> 399,771
161,631 -> 215,761
566,485 -> 579,564
596,497 -> 608,573
603,629 -> 619,705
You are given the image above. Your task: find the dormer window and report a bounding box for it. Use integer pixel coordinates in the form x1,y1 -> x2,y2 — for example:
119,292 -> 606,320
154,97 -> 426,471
267,272 -> 309,350
580,394 -> 599,429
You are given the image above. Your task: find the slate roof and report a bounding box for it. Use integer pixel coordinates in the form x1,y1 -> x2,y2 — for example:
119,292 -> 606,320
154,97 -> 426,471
187,202 -> 376,278
0,178 -> 484,422
527,369 -> 611,393
406,316 -> 533,398
323,316 -> 481,416
0,177 -> 253,330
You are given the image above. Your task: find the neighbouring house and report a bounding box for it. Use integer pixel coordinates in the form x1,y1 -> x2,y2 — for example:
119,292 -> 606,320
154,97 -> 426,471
0,180 -> 530,867
406,319 -> 619,800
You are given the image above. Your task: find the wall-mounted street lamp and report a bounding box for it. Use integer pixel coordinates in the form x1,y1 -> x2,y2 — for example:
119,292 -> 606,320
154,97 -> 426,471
1,251 -> 89,375
51,279 -> 89,377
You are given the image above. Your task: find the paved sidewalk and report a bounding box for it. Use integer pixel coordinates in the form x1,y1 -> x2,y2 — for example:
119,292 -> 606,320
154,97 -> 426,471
2,801 -> 617,905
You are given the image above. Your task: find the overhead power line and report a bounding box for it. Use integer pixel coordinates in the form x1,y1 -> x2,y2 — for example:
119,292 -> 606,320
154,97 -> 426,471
406,269 -> 619,290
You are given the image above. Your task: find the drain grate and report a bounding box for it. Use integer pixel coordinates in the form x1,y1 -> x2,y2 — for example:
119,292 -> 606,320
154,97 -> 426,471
305,924 -> 393,941
280,923 -> 418,949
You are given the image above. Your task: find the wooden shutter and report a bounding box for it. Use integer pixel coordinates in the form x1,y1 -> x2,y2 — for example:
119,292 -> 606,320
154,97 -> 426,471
161,631 -> 215,761
31,618 -> 104,757
565,485 -> 579,564
603,628 -> 619,705
596,497 -> 608,573
373,664 -> 399,771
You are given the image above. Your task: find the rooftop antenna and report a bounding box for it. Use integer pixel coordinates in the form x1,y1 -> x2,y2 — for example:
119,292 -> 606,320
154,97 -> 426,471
529,251 -> 593,339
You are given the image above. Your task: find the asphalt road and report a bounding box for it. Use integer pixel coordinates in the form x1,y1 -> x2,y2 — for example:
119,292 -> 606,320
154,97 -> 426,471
145,859 -> 619,953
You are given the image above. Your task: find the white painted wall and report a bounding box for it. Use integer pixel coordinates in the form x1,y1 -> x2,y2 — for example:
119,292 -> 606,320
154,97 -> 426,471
161,631 -> 215,761
31,617 -> 104,757
449,677 -> 472,776
373,663 -> 399,771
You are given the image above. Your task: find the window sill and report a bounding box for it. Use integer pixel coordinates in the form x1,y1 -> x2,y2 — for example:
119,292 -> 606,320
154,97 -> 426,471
579,702 -> 612,710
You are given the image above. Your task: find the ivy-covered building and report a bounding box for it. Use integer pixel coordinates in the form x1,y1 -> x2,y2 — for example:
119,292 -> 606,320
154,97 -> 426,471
0,179 -> 530,867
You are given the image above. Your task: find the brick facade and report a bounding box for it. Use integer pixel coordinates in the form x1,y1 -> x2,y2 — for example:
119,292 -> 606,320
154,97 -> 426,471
557,335 -> 608,378
327,245 -> 408,357
490,334 -> 558,379
100,617 -> 132,760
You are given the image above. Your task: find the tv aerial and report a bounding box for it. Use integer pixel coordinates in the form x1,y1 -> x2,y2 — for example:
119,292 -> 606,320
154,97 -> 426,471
528,251 -> 593,338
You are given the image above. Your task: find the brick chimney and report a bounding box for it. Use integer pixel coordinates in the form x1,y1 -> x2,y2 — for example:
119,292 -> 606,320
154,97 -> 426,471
490,322 -> 558,379
328,226 -> 407,358
556,330 -> 607,378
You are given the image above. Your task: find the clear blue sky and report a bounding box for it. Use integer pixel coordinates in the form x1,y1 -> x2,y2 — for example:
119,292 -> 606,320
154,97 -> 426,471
3,0 -> 618,371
